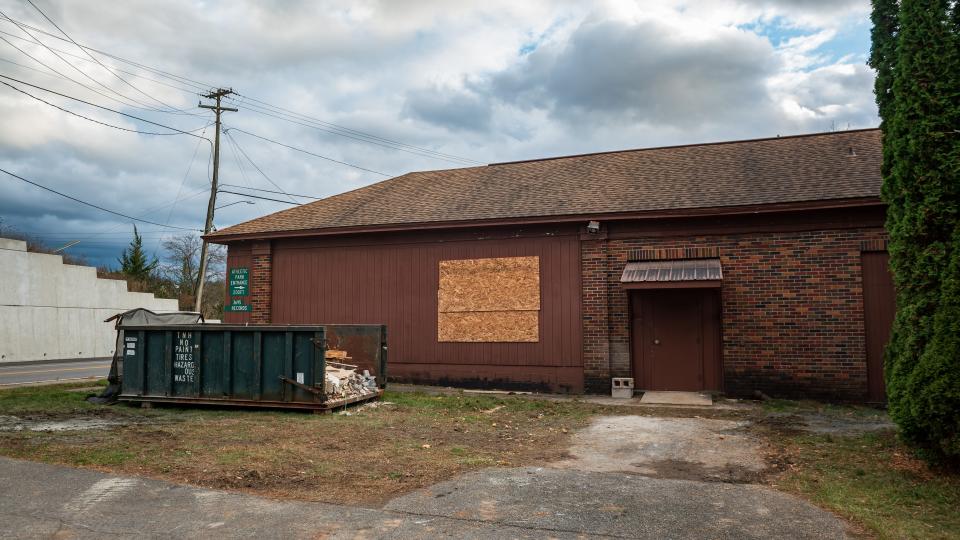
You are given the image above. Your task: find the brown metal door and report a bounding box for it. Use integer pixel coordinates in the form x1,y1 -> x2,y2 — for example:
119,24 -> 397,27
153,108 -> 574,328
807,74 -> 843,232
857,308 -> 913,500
632,290 -> 711,391
862,252 -> 895,402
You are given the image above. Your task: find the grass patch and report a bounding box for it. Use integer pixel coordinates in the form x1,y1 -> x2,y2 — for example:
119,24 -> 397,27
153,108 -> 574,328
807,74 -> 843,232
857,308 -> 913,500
761,398 -> 888,420
775,430 -> 960,539
0,382 -> 108,415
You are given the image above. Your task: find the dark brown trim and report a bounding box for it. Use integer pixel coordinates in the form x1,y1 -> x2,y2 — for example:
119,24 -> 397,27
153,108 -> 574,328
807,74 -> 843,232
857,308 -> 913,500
207,197 -> 884,244
621,280 -> 722,290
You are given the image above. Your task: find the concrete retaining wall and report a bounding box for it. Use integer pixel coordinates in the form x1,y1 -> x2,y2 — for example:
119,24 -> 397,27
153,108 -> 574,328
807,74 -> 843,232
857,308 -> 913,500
0,237 -> 179,363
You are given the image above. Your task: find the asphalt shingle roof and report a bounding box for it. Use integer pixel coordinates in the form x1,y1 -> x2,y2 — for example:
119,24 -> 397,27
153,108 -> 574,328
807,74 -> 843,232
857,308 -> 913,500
210,129 -> 881,239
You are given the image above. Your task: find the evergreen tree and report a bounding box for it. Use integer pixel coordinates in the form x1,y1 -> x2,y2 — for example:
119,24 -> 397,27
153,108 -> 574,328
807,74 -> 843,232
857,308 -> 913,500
118,225 -> 158,282
872,0 -> 960,460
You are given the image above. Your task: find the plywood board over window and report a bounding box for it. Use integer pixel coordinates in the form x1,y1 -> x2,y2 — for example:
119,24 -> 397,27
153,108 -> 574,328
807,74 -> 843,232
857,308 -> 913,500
438,256 -> 540,342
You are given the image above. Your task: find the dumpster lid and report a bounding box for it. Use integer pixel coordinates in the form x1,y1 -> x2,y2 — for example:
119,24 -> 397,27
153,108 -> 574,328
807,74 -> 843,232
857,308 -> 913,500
105,308 -> 204,326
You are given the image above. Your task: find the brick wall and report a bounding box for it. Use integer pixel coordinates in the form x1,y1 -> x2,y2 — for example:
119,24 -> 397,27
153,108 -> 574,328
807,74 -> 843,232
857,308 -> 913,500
581,227 -> 888,400
250,241 -> 272,324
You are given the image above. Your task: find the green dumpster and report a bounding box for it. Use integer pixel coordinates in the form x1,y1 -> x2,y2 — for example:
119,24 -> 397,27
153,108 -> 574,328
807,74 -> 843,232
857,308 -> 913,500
118,324 -> 387,411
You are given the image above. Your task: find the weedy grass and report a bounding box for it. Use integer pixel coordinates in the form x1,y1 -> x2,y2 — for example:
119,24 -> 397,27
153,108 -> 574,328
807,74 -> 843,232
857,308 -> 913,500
776,430 -> 960,540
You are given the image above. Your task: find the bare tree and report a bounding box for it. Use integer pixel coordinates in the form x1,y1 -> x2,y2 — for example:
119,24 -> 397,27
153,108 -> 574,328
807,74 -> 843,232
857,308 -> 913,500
161,234 -> 225,316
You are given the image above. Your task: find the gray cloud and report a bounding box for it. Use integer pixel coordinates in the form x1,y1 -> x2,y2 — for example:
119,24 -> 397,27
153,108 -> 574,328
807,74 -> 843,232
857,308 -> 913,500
403,84 -> 492,132
488,18 -> 778,127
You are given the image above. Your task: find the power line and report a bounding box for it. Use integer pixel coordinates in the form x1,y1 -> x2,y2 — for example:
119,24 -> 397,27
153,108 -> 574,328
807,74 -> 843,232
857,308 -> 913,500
223,129 -> 297,203
0,8 -> 182,115
22,0 -> 193,114
225,126 -> 392,177
0,79 -> 211,135
218,189 -> 300,205
0,30 -> 162,113
219,183 -> 322,200
222,128 -> 260,201
0,15 -> 483,166
0,167 -> 202,231
229,96 -> 481,165
0,73 -> 213,141
0,28 -> 203,96
0,15 -> 214,90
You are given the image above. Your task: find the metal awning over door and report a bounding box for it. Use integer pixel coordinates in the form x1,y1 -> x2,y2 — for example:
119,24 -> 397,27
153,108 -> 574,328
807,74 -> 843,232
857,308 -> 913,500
620,258 -> 722,289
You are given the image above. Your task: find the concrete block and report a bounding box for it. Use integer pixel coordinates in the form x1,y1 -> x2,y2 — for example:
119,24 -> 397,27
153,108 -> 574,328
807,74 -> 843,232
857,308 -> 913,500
611,377 -> 634,399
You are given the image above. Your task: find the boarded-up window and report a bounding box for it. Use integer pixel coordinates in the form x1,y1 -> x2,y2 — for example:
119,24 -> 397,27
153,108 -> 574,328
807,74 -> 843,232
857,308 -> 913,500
438,256 -> 540,342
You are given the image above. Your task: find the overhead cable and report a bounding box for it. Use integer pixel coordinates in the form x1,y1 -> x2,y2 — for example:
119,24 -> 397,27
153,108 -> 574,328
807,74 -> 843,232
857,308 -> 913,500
218,189 -> 301,205
0,73 -> 212,141
22,0 -> 194,114
225,126 -> 392,177
0,167 -> 202,231
219,183 -> 322,200
223,129 -> 297,203
0,79 -> 211,135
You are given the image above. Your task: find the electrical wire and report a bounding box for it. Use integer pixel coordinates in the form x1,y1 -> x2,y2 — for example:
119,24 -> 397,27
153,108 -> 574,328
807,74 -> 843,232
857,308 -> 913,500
0,8 -> 184,115
219,183 -> 322,200
22,0 -> 194,114
229,95 -> 481,166
0,15 -> 213,90
0,73 -> 212,142
225,126 -> 392,177
0,28 -> 203,96
223,129 -> 297,203
0,15 -> 484,165
217,189 -> 300,205
0,31 -> 161,113
0,79 -> 211,135
0,167 -> 202,231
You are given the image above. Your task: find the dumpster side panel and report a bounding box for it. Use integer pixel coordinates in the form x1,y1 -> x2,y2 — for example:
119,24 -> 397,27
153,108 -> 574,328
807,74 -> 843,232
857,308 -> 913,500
261,332 -> 285,401
232,332 -> 255,399
146,332 -> 167,396
201,331 -> 227,397
124,331 -> 145,395
292,332 -> 315,402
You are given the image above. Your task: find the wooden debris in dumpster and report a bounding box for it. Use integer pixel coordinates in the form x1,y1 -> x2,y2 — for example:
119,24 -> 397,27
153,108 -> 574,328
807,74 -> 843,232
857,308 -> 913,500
324,362 -> 378,401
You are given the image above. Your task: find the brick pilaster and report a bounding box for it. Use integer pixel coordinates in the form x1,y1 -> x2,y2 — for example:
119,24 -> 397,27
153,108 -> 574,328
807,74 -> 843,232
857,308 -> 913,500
580,230 -> 611,393
250,241 -> 272,324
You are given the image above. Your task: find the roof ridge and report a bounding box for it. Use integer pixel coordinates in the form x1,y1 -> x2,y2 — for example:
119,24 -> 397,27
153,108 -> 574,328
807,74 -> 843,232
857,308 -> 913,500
488,128 -> 881,167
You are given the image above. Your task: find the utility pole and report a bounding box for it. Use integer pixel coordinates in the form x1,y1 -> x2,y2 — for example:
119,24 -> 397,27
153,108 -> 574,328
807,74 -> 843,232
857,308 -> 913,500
195,88 -> 237,314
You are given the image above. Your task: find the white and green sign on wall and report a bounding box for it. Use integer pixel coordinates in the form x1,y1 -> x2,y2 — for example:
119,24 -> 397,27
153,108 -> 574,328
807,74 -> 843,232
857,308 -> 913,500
229,267 -> 249,296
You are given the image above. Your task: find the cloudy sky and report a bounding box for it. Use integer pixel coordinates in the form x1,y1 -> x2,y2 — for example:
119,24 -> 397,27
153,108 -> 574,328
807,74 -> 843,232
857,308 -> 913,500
0,0 -> 877,266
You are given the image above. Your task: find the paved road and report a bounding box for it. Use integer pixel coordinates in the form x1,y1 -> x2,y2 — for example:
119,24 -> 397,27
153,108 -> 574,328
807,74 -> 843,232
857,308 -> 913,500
0,359 -> 110,387
0,457 -> 847,539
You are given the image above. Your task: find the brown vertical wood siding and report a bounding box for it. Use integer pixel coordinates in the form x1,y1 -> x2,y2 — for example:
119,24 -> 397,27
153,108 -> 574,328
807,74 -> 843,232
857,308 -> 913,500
861,251 -> 895,402
264,231 -> 584,392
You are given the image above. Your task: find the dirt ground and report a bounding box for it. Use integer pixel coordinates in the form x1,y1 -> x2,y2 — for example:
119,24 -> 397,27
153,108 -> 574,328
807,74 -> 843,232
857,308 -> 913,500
553,415 -> 768,482
0,389 -> 621,506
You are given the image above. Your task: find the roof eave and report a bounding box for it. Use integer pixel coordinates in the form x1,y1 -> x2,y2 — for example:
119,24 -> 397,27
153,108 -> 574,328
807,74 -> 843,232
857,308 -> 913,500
205,196 -> 884,244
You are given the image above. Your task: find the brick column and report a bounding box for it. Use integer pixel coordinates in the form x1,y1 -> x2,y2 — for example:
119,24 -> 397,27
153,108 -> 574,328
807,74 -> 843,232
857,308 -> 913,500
581,230 -> 611,393
250,240 -> 272,324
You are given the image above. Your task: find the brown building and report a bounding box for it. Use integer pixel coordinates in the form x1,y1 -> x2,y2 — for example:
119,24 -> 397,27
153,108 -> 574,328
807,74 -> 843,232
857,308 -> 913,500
209,129 -> 894,401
